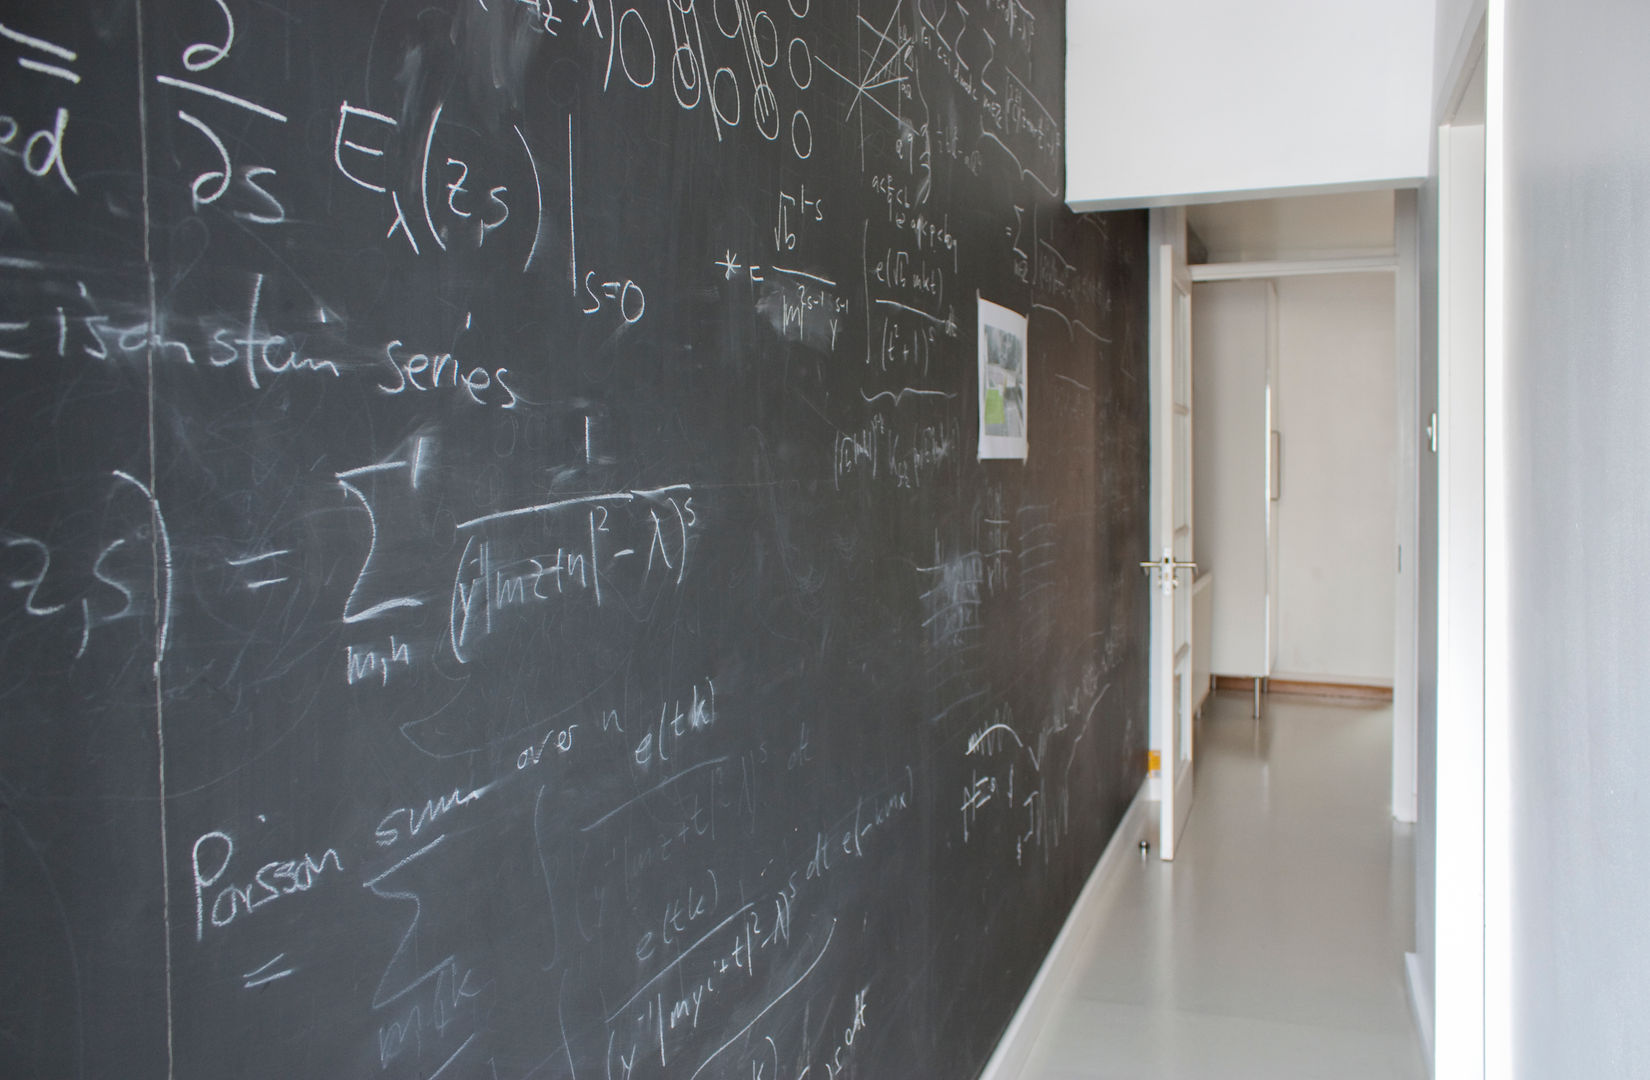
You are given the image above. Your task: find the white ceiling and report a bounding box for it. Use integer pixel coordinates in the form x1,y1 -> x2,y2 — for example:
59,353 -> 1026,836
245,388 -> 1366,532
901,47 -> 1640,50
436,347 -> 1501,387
1187,191 -> 1398,263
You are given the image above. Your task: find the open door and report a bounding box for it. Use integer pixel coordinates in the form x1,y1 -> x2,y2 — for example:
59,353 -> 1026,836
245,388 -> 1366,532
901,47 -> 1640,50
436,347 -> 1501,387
1148,209 -> 1197,860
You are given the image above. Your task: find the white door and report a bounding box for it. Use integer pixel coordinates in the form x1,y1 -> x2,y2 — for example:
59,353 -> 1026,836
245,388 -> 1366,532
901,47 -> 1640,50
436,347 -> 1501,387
1148,211 -> 1197,860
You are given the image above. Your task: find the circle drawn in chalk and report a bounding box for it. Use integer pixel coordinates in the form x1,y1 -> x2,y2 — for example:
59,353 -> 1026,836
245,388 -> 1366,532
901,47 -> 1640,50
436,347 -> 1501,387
791,109 -> 813,160
789,36 -> 812,90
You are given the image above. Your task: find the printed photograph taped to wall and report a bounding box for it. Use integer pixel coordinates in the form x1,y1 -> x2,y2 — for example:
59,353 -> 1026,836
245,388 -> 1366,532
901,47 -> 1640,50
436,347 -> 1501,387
978,295 -> 1030,460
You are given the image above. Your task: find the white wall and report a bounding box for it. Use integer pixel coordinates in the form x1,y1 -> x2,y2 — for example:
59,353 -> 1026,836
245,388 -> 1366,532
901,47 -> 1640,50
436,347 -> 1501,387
1189,192 -> 1397,263
1067,1 -> 1436,211
1503,2 -> 1650,1071
1191,281 -> 1271,677
1275,273 -> 1397,683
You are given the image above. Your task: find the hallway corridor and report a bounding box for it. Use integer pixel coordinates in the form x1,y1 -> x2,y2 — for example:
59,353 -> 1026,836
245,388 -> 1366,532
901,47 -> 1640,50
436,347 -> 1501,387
1026,693 -> 1426,1080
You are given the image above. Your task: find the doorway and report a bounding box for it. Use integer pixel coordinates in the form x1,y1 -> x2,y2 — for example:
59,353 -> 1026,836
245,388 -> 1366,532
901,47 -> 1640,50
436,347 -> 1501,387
1185,193 -> 1404,719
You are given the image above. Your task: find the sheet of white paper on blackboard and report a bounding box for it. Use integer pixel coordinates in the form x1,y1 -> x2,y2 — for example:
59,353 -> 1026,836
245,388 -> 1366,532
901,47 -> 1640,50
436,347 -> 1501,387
978,295 -> 1030,460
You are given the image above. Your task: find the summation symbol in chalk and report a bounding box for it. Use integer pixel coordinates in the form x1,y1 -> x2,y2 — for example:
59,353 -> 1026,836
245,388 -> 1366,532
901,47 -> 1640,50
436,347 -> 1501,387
334,438 -> 432,626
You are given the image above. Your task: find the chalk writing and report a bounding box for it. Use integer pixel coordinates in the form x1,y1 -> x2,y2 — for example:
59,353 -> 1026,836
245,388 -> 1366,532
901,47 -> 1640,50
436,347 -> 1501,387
450,487 -> 696,663
190,830 -> 344,939
375,782 -> 495,849
377,338 -> 519,408
346,637 -> 411,686
834,413 -> 959,490
0,21 -> 82,193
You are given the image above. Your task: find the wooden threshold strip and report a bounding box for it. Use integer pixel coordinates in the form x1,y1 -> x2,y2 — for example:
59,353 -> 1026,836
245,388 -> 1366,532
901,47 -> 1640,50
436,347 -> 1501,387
1211,675 -> 1394,703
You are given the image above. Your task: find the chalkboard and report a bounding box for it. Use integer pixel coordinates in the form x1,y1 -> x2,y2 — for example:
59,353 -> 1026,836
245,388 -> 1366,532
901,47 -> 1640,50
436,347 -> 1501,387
0,2 -> 1148,1078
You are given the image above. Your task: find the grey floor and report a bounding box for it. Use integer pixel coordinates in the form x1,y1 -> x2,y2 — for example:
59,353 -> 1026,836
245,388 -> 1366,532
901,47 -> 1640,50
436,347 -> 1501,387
1027,692 -> 1426,1080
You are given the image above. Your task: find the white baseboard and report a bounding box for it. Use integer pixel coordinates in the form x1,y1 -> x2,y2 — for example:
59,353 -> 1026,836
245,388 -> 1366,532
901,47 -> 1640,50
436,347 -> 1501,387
978,782 -> 1151,1080
1405,950 -> 1435,1077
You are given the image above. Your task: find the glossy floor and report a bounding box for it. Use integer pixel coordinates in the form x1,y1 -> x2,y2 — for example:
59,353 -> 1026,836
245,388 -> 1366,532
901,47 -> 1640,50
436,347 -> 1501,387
1026,692 -> 1425,1080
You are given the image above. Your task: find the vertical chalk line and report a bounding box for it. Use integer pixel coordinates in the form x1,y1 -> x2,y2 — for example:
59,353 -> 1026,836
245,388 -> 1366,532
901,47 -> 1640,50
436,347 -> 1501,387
568,114 -> 576,297
133,6 -> 176,1076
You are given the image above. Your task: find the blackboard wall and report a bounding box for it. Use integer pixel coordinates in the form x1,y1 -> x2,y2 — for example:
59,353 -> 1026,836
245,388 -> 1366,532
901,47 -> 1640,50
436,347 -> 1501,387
0,2 -> 1148,1077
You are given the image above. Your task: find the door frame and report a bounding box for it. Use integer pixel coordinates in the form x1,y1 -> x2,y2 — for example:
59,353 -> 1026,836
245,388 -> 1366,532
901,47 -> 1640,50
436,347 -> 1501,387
1430,6 -> 1505,1077
1393,188 -> 1422,826
1435,109 -> 1485,1080
1148,207 -> 1196,860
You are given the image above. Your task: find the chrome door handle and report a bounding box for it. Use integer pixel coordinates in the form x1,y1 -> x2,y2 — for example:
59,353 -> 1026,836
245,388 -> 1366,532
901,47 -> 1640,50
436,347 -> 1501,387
1139,551 -> 1197,593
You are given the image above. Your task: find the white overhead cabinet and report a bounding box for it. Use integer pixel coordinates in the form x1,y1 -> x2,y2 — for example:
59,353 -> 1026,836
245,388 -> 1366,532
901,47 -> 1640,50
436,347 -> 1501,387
1066,0 -> 1435,210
